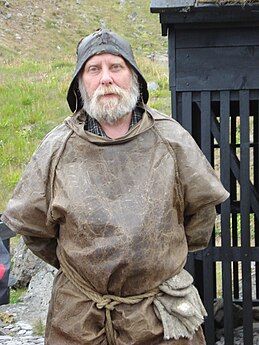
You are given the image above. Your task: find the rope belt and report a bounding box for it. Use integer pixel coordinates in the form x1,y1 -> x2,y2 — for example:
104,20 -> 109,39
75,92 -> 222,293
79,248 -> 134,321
58,249 -> 159,345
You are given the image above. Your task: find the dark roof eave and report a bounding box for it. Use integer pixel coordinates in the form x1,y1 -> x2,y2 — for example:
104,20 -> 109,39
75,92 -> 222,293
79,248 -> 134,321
150,0 -> 259,12
150,0 -> 195,12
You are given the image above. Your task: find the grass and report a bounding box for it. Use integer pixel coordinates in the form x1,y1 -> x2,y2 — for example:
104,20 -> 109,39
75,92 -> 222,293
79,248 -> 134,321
32,318 -> 45,336
0,56 -> 170,210
0,59 -> 72,209
0,0 -> 172,210
0,0 -> 167,63
9,287 -> 27,304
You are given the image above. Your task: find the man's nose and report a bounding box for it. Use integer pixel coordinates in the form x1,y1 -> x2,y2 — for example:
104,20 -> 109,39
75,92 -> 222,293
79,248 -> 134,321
100,68 -> 113,86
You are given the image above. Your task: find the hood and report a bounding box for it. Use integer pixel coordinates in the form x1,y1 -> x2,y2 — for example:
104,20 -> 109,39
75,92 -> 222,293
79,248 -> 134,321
67,29 -> 149,113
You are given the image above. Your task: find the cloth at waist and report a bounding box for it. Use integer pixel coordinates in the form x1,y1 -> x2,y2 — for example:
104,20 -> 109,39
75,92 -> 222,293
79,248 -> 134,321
58,248 -> 207,344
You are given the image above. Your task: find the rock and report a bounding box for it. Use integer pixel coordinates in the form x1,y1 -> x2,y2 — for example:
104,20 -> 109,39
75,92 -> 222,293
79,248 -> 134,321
147,53 -> 168,64
0,335 -> 12,340
15,34 -> 21,40
22,264 -> 57,323
16,322 -> 32,330
7,237 -> 57,324
5,13 -> 11,19
128,12 -> 137,21
148,81 -> 159,91
0,0 -> 10,7
76,0 -> 81,3
0,317 -> 45,344
17,330 -> 26,335
99,19 -> 106,29
214,298 -> 243,331
11,238 -> 45,289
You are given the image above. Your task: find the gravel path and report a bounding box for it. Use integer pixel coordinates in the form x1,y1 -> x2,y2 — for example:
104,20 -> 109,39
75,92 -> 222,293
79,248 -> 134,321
2,321 -> 259,345
215,325 -> 259,345
0,321 -> 44,345
0,302 -> 45,345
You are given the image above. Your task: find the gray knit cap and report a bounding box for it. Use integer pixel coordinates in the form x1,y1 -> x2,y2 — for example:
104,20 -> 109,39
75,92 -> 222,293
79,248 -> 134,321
67,29 -> 149,113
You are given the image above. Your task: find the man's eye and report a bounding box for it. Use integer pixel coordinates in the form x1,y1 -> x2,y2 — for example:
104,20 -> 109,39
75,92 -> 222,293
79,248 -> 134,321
111,64 -> 122,71
88,66 -> 99,73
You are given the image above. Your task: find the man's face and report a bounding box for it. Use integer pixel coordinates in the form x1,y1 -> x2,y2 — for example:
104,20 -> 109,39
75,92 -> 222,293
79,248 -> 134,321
78,53 -> 140,124
82,53 -> 133,99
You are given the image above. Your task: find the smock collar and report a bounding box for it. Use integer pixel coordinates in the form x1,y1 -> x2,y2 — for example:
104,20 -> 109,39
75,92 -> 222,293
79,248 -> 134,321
65,106 -> 155,145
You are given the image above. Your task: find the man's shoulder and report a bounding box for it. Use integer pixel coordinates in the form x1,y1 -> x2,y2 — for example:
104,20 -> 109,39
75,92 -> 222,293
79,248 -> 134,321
42,122 -> 71,144
146,106 -> 174,122
32,120 -> 73,160
146,106 -> 190,142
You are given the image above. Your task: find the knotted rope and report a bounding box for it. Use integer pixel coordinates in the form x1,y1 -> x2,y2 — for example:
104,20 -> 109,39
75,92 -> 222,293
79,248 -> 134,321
58,249 -> 159,345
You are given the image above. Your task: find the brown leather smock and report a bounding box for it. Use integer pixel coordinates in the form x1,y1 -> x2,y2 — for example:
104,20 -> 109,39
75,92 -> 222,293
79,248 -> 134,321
1,106 -> 229,344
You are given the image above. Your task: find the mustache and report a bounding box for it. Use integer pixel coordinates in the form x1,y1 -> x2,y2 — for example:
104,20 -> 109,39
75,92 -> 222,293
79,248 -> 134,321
93,85 -> 125,99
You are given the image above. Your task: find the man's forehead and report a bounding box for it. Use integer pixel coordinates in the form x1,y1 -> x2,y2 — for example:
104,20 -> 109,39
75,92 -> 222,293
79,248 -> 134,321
85,53 -> 126,65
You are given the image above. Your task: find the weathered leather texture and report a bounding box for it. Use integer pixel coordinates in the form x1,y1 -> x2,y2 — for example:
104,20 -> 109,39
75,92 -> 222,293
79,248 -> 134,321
1,106 -> 229,344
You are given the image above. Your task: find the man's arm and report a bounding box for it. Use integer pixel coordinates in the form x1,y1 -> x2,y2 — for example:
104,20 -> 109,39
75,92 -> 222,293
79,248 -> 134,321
0,126 -> 70,268
184,205 -> 217,252
169,123 -> 229,251
22,235 -> 60,268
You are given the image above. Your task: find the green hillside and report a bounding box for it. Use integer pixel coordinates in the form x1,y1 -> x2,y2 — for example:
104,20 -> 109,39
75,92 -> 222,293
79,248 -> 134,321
0,0 -> 171,210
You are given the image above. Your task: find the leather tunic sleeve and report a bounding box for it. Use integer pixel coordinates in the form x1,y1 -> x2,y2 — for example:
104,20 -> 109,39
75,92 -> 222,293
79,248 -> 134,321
1,125 -> 71,268
1,147 -> 59,267
172,128 -> 229,215
168,123 -> 229,252
184,205 -> 217,252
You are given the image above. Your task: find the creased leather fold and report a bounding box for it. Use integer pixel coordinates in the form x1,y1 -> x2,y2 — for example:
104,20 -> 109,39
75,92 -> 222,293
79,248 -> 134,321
154,270 -> 207,340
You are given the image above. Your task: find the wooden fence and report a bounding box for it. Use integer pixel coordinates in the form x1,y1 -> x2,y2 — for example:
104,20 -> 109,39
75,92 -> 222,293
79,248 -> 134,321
151,1 -> 259,343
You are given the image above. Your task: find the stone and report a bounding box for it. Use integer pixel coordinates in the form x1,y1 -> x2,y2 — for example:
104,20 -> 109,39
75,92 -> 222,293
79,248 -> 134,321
0,335 -> 12,340
22,264 -> 57,324
3,324 -> 14,329
99,19 -> 106,29
128,12 -> 137,21
17,329 -> 26,335
148,81 -> 159,91
9,327 -> 20,332
215,323 -> 259,344
11,238 -> 46,289
147,53 -> 168,64
214,298 -> 243,331
21,335 -> 34,339
16,322 -> 32,330
33,339 -> 45,344
5,13 -> 12,19
15,34 -> 21,40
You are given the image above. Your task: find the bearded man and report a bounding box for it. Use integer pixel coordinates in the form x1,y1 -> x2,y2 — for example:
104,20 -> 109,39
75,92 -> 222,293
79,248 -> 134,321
1,29 -> 229,345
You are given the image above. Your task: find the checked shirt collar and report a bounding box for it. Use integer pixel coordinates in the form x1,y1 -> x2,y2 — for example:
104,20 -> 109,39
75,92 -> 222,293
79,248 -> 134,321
84,107 -> 144,138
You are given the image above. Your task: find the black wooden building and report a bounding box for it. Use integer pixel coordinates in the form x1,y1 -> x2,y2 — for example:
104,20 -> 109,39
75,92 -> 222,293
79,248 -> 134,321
150,1 -> 259,344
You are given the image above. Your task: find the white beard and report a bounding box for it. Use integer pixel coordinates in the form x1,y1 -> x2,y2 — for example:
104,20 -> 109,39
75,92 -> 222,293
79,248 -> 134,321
78,72 -> 140,125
